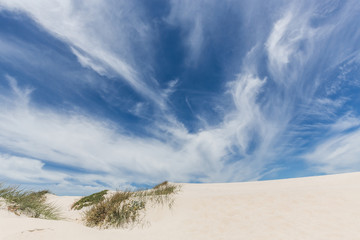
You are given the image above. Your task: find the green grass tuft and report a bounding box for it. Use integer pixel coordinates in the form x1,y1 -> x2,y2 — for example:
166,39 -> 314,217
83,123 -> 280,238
0,183 -> 61,220
71,190 -> 108,210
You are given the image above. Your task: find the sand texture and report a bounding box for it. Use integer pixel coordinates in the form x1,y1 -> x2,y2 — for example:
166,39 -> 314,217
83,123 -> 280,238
1,172 -> 360,240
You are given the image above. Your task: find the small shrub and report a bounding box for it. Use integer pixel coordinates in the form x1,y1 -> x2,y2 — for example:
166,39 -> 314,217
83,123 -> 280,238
71,190 -> 108,210
0,183 -> 60,220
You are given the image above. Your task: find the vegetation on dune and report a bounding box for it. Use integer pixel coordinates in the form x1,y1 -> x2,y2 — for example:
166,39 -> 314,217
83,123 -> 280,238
152,181 -> 177,196
153,181 -> 169,189
84,191 -> 145,228
0,180 -> 180,227
74,181 -> 181,229
71,190 -> 108,210
0,183 -> 61,220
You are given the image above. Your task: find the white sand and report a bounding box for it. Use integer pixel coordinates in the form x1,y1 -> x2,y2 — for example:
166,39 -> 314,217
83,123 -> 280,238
1,172 -> 360,240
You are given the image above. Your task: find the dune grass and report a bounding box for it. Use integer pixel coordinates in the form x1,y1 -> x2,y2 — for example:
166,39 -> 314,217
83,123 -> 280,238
76,181 -> 180,229
71,190 -> 108,210
84,191 -> 144,228
0,183 -> 60,220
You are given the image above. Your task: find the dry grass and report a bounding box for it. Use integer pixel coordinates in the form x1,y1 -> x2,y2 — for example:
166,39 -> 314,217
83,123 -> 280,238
0,183 -> 61,220
79,181 -> 181,229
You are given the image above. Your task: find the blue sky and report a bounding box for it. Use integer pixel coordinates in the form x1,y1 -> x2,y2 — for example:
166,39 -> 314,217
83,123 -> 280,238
0,0 -> 360,195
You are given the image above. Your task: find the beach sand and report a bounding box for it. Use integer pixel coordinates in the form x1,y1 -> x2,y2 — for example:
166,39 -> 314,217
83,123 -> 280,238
1,172 -> 360,240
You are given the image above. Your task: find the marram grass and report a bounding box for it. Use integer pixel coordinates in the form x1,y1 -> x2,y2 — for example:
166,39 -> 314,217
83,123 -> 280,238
73,181 -> 181,229
71,190 -> 108,210
0,183 -> 61,220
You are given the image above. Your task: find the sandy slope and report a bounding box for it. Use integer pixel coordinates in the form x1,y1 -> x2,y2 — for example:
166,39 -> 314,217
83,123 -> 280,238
1,172 -> 360,240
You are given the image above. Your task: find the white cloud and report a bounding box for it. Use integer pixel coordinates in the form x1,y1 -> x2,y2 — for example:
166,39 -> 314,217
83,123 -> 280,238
228,73 -> 266,153
329,113 -> 360,132
70,47 -> 107,76
0,154 -> 66,183
185,16 -> 203,65
303,129 -> 360,174
265,6 -> 317,86
166,0 -> 219,65
266,13 -> 294,67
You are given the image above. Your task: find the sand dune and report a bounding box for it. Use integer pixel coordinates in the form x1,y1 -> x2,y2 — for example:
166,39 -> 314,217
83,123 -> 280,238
1,172 -> 360,240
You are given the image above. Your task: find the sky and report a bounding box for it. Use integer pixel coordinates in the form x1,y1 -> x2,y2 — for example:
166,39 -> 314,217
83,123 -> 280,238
0,0 -> 360,195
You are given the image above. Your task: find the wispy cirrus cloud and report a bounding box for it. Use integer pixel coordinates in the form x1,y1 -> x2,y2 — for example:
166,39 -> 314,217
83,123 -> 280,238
0,0 -> 167,108
166,0 -> 207,65
303,128 -> 360,174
